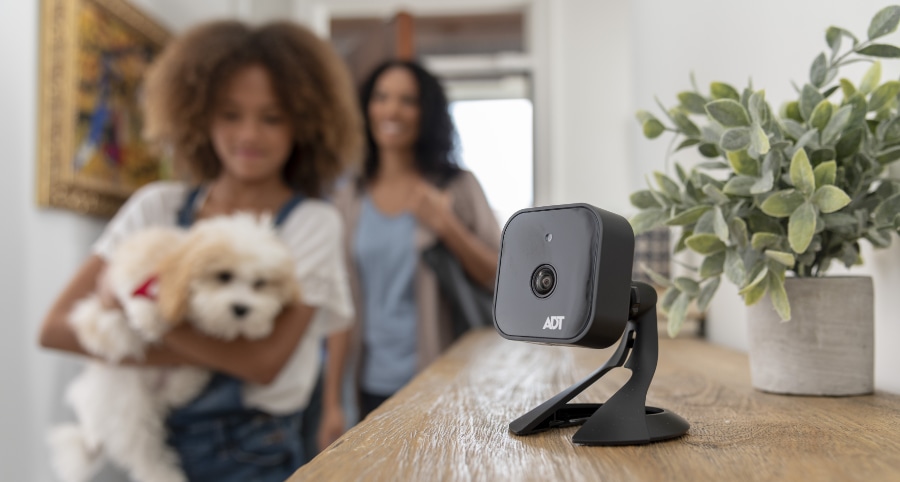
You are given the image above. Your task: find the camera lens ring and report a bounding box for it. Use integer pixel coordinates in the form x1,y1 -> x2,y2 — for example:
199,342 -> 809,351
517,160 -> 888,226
531,264 -> 557,298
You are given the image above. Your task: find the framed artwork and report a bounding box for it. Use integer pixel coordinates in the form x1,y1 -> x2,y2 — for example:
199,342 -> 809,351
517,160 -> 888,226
37,0 -> 170,217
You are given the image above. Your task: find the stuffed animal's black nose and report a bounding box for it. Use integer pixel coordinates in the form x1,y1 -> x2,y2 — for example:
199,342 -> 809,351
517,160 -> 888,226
232,304 -> 250,318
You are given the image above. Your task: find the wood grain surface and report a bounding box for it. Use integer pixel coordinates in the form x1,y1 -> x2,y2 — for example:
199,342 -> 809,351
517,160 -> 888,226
290,328 -> 900,482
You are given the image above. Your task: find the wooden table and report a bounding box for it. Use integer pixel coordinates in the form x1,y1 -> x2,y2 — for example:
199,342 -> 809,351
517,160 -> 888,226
290,328 -> 900,481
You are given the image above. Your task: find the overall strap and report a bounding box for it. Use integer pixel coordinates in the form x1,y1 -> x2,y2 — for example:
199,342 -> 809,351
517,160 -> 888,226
178,186 -> 304,229
273,194 -> 305,228
176,186 -> 203,228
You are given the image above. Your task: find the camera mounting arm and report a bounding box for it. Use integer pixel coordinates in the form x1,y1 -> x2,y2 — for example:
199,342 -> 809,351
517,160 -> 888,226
508,281 -> 689,445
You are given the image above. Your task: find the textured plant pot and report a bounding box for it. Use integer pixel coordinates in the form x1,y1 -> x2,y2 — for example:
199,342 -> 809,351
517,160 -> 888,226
746,276 -> 874,396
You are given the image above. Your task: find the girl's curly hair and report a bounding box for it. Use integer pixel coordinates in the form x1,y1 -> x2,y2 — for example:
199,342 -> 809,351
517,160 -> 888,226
142,20 -> 362,198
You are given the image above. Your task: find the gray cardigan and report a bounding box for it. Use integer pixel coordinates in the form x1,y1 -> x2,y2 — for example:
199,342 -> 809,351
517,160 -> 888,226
333,170 -> 502,375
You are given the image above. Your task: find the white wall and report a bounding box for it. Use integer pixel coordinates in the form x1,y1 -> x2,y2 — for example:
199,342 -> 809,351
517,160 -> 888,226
4,0 -> 900,480
1,3 -> 108,481
631,0 -> 900,394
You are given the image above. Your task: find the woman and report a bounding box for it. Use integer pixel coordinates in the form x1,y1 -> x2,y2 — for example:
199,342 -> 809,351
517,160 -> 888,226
39,20 -> 361,480
334,60 -> 501,418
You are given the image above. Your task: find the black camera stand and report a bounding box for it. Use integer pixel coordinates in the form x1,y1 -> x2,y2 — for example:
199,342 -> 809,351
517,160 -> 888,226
509,281 -> 690,445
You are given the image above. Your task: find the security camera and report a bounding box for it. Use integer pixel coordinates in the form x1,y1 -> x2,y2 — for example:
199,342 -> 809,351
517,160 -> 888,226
491,203 -> 689,446
492,203 -> 635,349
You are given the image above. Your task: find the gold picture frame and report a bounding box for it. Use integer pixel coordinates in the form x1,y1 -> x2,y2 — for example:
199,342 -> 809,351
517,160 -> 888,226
37,0 -> 170,218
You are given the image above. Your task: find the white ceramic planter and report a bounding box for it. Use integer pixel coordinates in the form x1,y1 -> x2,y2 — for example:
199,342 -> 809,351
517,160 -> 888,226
746,276 -> 874,396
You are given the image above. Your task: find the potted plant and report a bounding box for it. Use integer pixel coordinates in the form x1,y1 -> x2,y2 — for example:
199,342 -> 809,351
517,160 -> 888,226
632,6 -> 900,395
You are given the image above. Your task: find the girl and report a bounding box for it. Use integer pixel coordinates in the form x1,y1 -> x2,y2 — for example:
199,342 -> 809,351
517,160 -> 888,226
39,20 -> 361,481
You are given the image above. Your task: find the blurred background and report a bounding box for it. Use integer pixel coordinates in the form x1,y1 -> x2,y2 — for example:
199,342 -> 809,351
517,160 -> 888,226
3,1 -> 900,480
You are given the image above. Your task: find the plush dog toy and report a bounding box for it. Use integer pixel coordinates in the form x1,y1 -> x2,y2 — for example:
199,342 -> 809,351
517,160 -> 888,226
48,214 -> 298,482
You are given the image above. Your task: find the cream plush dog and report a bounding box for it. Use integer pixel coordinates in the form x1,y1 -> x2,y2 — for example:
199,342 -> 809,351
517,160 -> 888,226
48,214 -> 298,482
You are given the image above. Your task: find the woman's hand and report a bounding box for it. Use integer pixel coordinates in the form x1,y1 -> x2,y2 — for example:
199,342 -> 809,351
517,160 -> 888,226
409,180 -> 455,236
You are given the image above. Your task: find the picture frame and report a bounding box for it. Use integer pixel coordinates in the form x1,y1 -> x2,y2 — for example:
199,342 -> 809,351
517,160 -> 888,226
37,0 -> 170,218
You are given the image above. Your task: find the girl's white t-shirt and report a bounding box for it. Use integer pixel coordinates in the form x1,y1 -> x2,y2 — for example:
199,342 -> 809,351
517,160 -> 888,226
92,181 -> 354,415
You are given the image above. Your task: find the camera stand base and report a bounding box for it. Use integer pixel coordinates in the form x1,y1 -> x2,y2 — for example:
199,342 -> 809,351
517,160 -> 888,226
508,282 -> 689,446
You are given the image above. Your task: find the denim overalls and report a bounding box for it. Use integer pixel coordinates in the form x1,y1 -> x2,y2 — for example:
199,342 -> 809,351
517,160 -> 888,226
165,188 -> 310,482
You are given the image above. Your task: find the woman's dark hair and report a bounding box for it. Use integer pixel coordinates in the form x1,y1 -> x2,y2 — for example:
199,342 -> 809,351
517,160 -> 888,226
359,60 -> 461,185
142,20 -> 363,198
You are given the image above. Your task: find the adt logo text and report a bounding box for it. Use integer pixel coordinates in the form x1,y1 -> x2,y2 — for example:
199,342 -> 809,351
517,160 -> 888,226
542,316 -> 565,330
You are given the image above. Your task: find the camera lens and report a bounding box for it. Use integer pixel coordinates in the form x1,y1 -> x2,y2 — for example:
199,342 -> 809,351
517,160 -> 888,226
531,264 -> 557,298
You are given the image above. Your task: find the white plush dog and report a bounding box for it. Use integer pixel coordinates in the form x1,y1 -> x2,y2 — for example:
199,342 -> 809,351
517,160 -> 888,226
48,214 -> 298,482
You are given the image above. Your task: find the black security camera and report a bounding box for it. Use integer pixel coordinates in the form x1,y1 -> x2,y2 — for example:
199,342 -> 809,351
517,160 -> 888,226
493,203 -> 635,349
491,203 -> 689,446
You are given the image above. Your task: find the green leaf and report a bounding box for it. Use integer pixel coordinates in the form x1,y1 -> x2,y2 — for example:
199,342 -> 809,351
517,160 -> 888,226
874,193 -> 900,226
727,150 -> 759,176
750,124 -> 771,156
722,175 -> 757,196
642,119 -> 665,139
702,184 -> 731,204
812,185 -> 851,213
858,44 -> 900,57
699,252 -> 726,279
810,148 -> 836,164
840,78 -> 857,97
721,127 -> 751,151
748,90 -> 767,124
813,160 -> 837,188
670,109 -> 702,137
751,169 -> 774,195
783,101 -> 804,122
698,143 -> 720,158
666,205 -> 712,226
867,80 -> 900,112
800,84 -> 825,121
826,26 -> 842,57
767,273 -> 791,321
881,117 -> 900,142
822,212 -> 858,228
859,62 -> 882,95
810,52 -> 828,87
765,250 -> 796,267
654,171 -> 681,200
751,232 -> 784,250
877,147 -> 900,165
685,233 -> 727,255
675,163 -> 689,184
667,291 -> 692,338
696,277 -> 721,312
740,274 -> 768,306
809,100 -> 833,131
724,249 -> 745,285
676,138 -> 701,151
630,209 -> 668,235
760,189 -> 806,217
836,127 -> 864,158
674,277 -> 700,296
712,206 -> 729,242
840,243 -> 861,267
739,265 -> 769,294
790,149 -> 816,196
706,99 -> 751,127
788,201 -> 817,253
678,91 -> 708,114
660,286 -> 680,311
867,5 -> 900,40
630,190 -> 661,209
640,262 -> 674,288
820,105 -> 853,145
729,217 -> 749,247
710,82 -> 740,101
